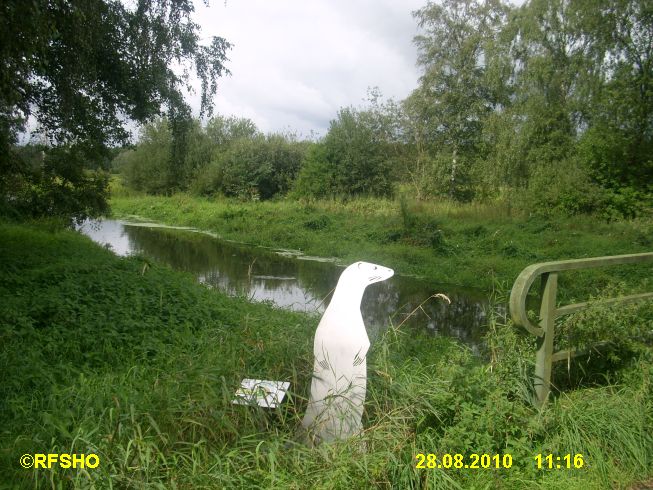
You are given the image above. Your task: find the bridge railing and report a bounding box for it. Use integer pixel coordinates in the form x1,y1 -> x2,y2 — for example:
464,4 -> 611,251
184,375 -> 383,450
508,252 -> 653,407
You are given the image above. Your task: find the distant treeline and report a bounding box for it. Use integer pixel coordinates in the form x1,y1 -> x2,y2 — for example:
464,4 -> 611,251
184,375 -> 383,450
115,116 -> 309,200
7,0 -> 652,222
114,0 -> 652,218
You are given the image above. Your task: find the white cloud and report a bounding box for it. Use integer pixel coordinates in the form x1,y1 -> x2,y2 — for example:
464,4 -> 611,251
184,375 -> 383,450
189,0 -> 425,136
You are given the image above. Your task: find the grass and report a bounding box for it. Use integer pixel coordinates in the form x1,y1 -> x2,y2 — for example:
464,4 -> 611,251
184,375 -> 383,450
109,181 -> 653,300
1,221 -> 652,488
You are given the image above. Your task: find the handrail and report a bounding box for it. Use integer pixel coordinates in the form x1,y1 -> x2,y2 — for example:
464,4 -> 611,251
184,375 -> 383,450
509,252 -> 653,406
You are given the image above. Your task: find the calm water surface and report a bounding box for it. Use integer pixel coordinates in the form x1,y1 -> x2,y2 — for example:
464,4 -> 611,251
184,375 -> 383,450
79,219 -> 503,353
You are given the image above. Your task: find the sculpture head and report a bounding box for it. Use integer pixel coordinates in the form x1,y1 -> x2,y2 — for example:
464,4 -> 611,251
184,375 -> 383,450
341,261 -> 394,287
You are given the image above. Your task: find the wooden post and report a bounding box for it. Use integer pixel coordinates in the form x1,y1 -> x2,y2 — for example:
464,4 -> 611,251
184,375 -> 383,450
534,272 -> 557,406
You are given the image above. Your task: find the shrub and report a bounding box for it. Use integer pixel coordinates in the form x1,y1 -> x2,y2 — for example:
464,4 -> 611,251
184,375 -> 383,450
118,119 -> 174,194
397,194 -> 448,251
189,160 -> 224,197
518,157 -> 609,217
192,135 -> 307,200
118,117 -> 261,196
292,144 -> 336,199
293,108 -> 395,198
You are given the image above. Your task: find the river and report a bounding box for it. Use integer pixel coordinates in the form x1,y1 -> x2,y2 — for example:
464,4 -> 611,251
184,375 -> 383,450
79,219 -> 502,353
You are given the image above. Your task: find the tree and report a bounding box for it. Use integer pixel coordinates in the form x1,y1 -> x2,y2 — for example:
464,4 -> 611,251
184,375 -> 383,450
411,0 -> 509,200
486,0 -> 652,215
294,107 -> 396,199
504,0 -> 602,170
195,134 -> 307,200
119,119 -> 173,194
0,0 -> 230,220
205,116 -> 260,147
578,0 -> 653,194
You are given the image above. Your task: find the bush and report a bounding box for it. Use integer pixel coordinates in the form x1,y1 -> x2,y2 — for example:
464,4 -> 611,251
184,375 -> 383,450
557,285 -> 653,354
118,117 -> 261,196
183,119 -> 216,179
293,108 -> 396,198
397,194 -> 448,251
518,157 -> 609,217
427,151 -> 476,202
189,160 -> 224,197
118,119 -> 174,194
516,155 -> 653,219
599,187 -> 653,220
205,115 -> 260,147
192,135 -> 307,200
292,144 -> 336,199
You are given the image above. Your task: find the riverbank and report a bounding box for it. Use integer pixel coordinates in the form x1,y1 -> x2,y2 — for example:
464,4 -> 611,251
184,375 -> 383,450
110,190 -> 653,297
1,222 -> 651,488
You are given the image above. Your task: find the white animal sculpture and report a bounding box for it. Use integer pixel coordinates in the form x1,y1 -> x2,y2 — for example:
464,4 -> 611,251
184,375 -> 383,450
301,261 -> 394,445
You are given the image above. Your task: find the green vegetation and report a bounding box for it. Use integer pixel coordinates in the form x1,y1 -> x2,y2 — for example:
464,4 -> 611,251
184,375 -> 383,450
105,0 -> 651,221
293,104 -> 397,199
1,0 -> 230,221
406,0 -> 653,216
1,223 -> 651,488
110,190 -> 653,298
2,0 -> 652,487
115,117 -> 310,200
3,0 -> 651,222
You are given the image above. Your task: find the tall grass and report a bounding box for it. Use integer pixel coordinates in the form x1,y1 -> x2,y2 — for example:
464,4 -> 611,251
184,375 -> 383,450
109,185 -> 653,298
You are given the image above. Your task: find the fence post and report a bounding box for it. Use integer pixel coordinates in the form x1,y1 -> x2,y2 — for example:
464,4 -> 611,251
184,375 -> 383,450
534,272 -> 557,406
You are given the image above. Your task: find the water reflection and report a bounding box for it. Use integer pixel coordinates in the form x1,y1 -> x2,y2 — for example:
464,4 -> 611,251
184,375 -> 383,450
78,219 -> 499,352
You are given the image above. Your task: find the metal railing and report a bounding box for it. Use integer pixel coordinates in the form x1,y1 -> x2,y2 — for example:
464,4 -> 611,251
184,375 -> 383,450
509,252 -> 653,407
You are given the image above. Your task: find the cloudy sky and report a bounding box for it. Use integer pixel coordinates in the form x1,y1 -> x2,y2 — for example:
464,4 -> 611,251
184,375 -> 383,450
188,0 -> 427,137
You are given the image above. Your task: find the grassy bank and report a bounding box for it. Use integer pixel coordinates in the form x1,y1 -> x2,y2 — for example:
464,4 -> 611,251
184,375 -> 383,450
1,222 -> 652,488
110,187 -> 653,299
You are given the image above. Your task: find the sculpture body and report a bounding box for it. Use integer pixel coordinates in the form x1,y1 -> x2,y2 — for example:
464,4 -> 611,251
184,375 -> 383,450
301,261 -> 394,444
